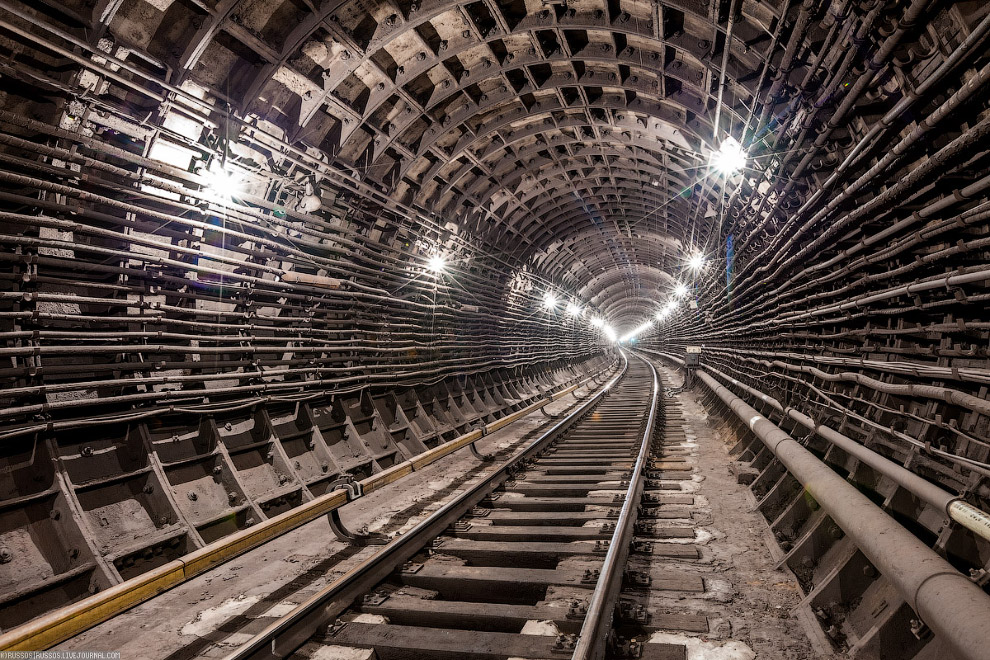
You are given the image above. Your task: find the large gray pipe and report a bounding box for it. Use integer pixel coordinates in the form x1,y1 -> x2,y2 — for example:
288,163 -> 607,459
701,365 -> 990,542
697,369 -> 990,660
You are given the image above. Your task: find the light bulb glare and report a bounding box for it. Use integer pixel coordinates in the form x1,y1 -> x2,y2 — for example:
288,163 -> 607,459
427,255 -> 446,273
710,136 -> 747,176
204,166 -> 243,201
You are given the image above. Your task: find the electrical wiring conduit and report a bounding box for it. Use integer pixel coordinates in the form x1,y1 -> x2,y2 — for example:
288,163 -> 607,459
701,364 -> 990,542
0,363 -> 615,652
695,368 -> 990,660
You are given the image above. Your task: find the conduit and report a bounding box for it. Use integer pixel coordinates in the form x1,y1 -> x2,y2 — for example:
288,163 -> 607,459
696,369 -> 990,660
701,364 -> 990,542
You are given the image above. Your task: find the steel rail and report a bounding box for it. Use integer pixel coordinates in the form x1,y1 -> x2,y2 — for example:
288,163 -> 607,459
0,360 -> 615,652
572,353 -> 660,660
222,350 -> 630,659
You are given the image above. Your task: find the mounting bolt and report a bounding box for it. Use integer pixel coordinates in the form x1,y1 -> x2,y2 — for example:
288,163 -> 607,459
143,484 -> 154,494
0,546 -> 13,563
187,491 -> 198,501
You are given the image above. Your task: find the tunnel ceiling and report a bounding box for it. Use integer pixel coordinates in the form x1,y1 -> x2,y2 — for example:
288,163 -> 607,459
2,0 -> 981,328
2,0 -> 842,327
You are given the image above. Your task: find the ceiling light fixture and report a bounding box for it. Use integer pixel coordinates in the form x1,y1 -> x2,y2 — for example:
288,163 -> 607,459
204,166 -> 243,201
674,283 -> 688,297
427,255 -> 446,274
565,302 -> 582,316
543,292 -> 558,310
620,320 -> 654,343
710,136 -> 747,177
688,252 -> 706,271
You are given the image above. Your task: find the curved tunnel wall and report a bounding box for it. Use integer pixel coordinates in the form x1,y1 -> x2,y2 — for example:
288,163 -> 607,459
0,0 -> 988,654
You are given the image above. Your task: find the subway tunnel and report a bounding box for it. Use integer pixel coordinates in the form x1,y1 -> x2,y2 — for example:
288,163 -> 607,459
0,0 -> 989,658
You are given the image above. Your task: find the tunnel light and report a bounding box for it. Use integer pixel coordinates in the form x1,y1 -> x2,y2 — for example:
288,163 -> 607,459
687,252 -> 706,271
565,302 -> 582,316
655,310 -> 668,322
590,316 -> 605,328
204,166 -> 243,201
603,325 -> 617,342
620,321 -> 654,343
710,136 -> 747,177
665,299 -> 680,314
674,283 -> 688,298
427,255 -> 446,274
543,291 -> 558,310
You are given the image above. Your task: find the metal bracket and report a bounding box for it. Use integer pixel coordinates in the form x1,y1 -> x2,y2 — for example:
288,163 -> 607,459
328,508 -> 389,545
618,601 -> 651,624
362,590 -> 390,606
326,476 -> 388,545
468,423 -> 495,461
329,475 -> 363,501
536,387 -> 558,418
581,568 -> 601,584
551,634 -> 578,654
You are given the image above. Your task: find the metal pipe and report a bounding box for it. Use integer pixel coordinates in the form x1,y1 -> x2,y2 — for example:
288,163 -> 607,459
697,369 -> 990,660
711,0 -> 740,142
702,364 -> 990,541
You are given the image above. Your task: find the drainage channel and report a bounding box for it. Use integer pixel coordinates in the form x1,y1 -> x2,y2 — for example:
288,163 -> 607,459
220,353 -> 694,660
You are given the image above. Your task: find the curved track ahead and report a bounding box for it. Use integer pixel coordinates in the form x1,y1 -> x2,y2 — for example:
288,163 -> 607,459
226,353 -> 689,660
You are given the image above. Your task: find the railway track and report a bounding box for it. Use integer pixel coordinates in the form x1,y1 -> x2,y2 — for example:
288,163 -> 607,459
223,352 -> 695,660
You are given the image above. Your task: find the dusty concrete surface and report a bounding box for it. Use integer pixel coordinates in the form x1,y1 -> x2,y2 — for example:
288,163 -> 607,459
641,362 -> 835,660
60,363 -> 833,659
59,384 -> 600,659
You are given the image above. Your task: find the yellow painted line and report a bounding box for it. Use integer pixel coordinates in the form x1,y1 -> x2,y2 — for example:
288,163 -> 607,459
0,560 -> 186,651
361,463 -> 414,494
0,370 -> 604,652
411,429 -> 483,469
